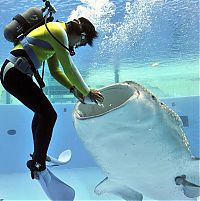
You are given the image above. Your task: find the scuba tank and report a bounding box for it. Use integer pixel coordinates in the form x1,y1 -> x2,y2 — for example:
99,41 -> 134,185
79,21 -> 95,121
4,0 -> 76,53
4,7 -> 44,45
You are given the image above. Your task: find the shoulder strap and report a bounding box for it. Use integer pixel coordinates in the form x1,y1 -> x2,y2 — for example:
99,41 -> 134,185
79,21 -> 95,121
18,35 -> 41,69
26,36 -> 53,50
11,34 -> 46,90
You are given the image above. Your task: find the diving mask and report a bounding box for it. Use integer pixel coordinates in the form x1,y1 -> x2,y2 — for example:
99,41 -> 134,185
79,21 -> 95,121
75,32 -> 87,48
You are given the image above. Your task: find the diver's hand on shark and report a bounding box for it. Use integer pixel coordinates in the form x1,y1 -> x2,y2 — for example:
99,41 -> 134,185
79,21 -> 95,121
88,89 -> 104,105
70,86 -> 104,105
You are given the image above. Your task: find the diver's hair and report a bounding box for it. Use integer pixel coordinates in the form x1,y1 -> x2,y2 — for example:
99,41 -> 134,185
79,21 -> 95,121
66,21 -> 82,35
78,17 -> 98,46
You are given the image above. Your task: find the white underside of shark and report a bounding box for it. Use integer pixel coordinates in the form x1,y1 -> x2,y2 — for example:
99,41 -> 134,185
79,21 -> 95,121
72,81 -> 200,201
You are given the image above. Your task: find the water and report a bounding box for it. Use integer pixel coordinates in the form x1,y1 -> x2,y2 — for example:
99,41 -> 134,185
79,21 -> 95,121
0,0 -> 199,200
0,0 -> 199,104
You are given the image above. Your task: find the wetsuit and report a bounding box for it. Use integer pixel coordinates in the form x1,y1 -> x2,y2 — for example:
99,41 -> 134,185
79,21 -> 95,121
0,21 -> 91,169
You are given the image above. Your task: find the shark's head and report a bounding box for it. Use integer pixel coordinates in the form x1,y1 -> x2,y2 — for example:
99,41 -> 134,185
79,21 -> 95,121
73,81 -> 199,200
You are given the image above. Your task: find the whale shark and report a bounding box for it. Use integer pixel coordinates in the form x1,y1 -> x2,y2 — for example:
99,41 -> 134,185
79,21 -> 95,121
72,81 -> 200,200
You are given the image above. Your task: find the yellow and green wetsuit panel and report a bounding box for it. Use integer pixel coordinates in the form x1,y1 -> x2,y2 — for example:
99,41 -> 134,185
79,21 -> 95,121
11,21 -> 90,96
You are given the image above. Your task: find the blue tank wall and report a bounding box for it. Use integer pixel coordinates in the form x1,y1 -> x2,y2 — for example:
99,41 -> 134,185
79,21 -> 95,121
0,104 -> 97,173
0,96 -> 199,173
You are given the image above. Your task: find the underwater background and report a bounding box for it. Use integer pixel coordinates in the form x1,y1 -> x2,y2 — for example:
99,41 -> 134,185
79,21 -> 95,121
0,1 -> 199,200
0,0 -> 198,104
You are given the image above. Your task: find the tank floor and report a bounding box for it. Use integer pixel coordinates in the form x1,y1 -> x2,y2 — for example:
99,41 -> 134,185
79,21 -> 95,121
0,165 -> 180,201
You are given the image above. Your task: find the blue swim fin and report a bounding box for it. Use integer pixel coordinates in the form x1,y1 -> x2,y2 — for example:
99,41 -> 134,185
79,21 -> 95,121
37,168 -> 75,201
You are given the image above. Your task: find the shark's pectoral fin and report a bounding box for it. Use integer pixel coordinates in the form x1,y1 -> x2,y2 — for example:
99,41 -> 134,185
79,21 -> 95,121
94,176 -> 143,201
182,185 -> 200,198
175,175 -> 200,198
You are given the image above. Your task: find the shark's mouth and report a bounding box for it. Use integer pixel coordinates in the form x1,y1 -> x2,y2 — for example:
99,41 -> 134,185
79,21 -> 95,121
74,82 -> 135,119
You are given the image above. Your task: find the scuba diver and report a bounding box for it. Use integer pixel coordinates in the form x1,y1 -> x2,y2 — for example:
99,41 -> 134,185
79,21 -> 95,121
0,10 -> 104,179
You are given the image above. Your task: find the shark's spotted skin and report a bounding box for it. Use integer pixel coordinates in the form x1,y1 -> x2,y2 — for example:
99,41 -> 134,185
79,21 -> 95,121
73,81 -> 200,200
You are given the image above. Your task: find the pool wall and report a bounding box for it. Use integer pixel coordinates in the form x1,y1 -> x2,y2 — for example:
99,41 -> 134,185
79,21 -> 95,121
0,96 -> 199,173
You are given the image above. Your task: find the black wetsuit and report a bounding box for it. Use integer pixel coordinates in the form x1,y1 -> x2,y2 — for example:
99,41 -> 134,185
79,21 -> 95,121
0,49 -> 57,169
